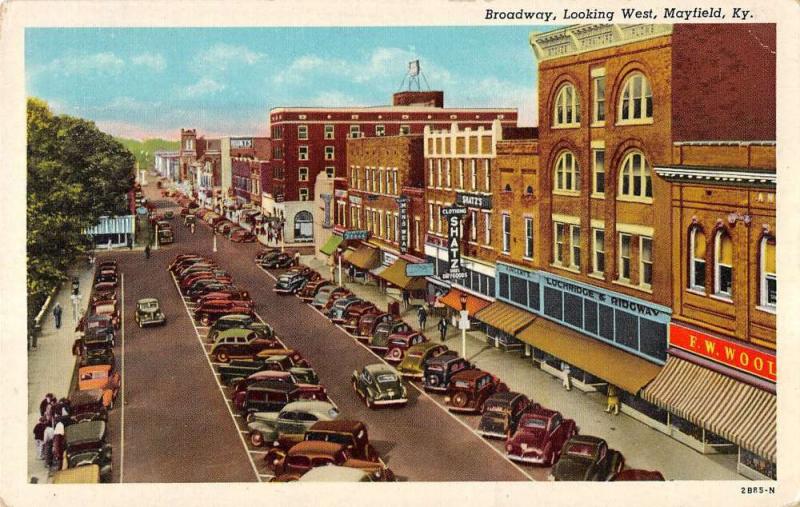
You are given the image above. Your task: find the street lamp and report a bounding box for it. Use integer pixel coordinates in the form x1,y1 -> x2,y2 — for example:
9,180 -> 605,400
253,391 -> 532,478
154,221 -> 159,251
459,293 -> 468,359
337,247 -> 344,286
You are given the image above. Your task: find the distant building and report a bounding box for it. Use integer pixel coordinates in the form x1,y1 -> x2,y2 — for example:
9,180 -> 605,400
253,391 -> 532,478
154,151 -> 180,181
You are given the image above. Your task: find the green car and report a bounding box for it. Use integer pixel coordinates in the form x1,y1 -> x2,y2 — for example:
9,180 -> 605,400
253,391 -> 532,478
352,364 -> 408,409
134,298 -> 166,327
397,342 -> 449,378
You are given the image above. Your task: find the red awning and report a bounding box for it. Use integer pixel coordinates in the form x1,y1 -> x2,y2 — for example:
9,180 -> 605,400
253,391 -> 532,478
439,289 -> 491,317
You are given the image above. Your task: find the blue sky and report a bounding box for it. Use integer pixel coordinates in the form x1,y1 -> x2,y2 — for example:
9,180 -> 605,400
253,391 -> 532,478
26,27 -> 552,140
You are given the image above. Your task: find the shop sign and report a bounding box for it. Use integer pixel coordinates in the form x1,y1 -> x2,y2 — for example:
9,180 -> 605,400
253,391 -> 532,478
382,252 -> 398,266
670,324 -> 776,382
441,206 -> 467,280
397,196 -> 410,254
230,138 -> 253,149
335,189 -> 348,198
343,229 -> 370,241
456,192 -> 492,210
349,195 -> 362,205
406,262 -> 435,277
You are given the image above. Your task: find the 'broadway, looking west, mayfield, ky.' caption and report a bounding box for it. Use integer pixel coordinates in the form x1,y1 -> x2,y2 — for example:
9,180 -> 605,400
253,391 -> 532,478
484,7 -> 754,22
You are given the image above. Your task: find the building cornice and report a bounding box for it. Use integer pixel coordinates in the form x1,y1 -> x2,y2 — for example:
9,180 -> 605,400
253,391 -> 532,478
654,165 -> 776,187
530,24 -> 673,61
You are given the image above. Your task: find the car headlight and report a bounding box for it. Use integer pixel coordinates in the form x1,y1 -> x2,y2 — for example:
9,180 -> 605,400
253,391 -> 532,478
506,444 -> 513,452
443,396 -> 451,403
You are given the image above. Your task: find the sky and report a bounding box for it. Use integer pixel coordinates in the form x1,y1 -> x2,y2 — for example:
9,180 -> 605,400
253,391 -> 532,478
26,27 -> 553,140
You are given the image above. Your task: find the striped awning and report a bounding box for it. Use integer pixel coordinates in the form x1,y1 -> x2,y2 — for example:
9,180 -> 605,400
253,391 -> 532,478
439,289 -> 491,317
83,215 -> 135,235
474,301 -> 536,336
642,356 -> 776,461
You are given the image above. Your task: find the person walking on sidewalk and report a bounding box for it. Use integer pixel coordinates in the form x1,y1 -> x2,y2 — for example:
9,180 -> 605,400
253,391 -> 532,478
33,417 -> 47,460
294,251 -> 301,267
438,316 -> 448,342
39,393 -> 54,417
52,303 -> 63,329
402,290 -> 410,309
144,243 -> 151,259
561,362 -> 572,391
42,423 -> 55,467
418,305 -> 427,331
605,385 -> 620,415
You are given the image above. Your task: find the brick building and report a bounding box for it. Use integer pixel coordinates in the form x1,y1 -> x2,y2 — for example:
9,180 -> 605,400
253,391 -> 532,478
263,91 -> 517,245
179,128 -> 221,208
222,136 -> 271,206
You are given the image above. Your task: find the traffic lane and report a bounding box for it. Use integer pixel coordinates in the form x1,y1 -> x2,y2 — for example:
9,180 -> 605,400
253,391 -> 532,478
116,201 -> 256,482
202,233 -> 530,482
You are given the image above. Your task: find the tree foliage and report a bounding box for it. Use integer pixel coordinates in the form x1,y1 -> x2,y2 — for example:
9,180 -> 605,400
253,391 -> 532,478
27,97 -> 135,322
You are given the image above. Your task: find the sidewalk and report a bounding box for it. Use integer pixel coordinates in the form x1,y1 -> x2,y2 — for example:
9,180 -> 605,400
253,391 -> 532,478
301,254 -> 741,480
27,261 -> 95,484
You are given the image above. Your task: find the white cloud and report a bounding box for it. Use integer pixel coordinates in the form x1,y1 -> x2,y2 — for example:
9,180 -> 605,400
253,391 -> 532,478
303,91 -> 360,107
31,52 -> 125,77
450,76 -> 538,127
132,53 -> 166,72
177,77 -> 225,99
196,43 -> 265,73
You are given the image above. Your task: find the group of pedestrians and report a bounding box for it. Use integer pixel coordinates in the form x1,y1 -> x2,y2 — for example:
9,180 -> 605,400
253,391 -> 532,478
33,393 -> 72,472
417,304 -> 451,343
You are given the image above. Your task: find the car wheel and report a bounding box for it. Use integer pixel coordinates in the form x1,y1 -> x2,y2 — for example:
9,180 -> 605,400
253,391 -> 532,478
250,431 -> 264,448
452,392 -> 468,408
387,348 -> 403,361
138,321 -> 143,328
427,375 -> 439,389
215,349 -> 231,363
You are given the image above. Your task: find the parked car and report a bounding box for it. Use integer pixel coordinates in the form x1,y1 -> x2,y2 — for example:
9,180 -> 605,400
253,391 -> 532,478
611,469 -> 665,481
255,248 -> 281,262
209,328 -> 282,363
369,322 -> 412,352
92,281 -> 117,294
231,371 -> 327,408
77,364 -> 120,409
73,328 -> 115,360
297,279 -> 331,301
97,260 -> 118,271
169,255 -> 207,273
194,300 -> 254,326
78,314 -> 115,341
297,465 -> 373,482
351,364 -> 408,408
197,289 -> 251,306
63,420 -> 113,482
423,352 -> 471,392
310,285 -> 339,308
226,225 -> 245,238
341,302 -> 378,331
322,291 -> 355,315
215,221 -> 235,235
550,435 -> 624,481
270,441 -> 394,482
506,407 -> 579,465
355,312 -> 393,340
246,400 -> 339,448
217,355 -> 317,386
261,252 -> 294,269
205,314 -> 263,342
328,297 -> 363,323
89,289 -> 117,305
134,298 -> 166,327
384,332 -> 429,363
256,251 -> 283,267
235,380 -> 296,415
444,369 -> 508,413
187,283 -> 241,302
93,272 -> 118,287
397,343 -> 449,378
273,273 -> 309,294
68,389 -> 108,424
476,392 -> 537,439
90,302 -> 120,330
230,229 -> 256,243
298,420 -> 380,462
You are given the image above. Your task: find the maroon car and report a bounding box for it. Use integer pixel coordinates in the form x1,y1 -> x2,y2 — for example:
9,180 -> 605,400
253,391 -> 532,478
179,271 -> 229,290
194,300 -> 254,326
356,312 -> 393,340
444,369 -> 509,413
231,370 -> 327,408
505,407 -> 578,466
197,290 -> 251,305
298,279 -> 331,302
342,302 -> 379,332
230,229 -> 256,243
384,332 -> 429,363
611,469 -> 665,481
322,289 -> 353,314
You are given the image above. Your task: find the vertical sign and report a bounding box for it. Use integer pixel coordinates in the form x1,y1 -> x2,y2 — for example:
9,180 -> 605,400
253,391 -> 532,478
397,195 -> 410,254
440,206 -> 468,281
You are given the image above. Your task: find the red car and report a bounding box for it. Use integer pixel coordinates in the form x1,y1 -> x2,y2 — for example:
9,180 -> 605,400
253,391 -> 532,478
298,279 -> 331,301
91,300 -> 121,329
231,370 -> 327,408
356,312 -> 392,340
322,289 -> 353,314
384,332 -> 429,363
197,290 -> 251,305
230,229 -> 256,243
611,469 -> 665,481
505,407 -> 578,466
179,271 -> 228,291
342,302 -> 379,332
194,300 -> 254,326
444,369 -> 508,414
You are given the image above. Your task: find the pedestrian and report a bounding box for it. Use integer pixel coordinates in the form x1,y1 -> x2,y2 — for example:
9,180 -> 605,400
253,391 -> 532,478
294,251 -> 301,267
107,238 -> 112,251
42,423 -> 55,467
128,236 -> 133,250
51,418 -> 65,471
39,393 -> 54,417
33,417 -> 47,460
561,362 -> 572,391
417,305 -> 427,330
52,303 -> 63,329
605,385 -> 620,415
144,244 -> 151,259
402,290 -> 410,309
348,264 -> 355,283
44,398 -> 55,426
329,264 -> 336,282
438,316 -> 448,342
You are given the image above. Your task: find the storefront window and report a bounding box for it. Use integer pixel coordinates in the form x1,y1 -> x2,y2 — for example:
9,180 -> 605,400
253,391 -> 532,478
510,277 -> 527,307
614,310 -> 638,349
564,293 -> 583,328
583,300 -> 598,334
498,273 -> 509,299
544,287 -> 563,320
671,414 -> 704,441
618,392 -> 668,425
740,449 -> 776,480
527,281 -> 540,312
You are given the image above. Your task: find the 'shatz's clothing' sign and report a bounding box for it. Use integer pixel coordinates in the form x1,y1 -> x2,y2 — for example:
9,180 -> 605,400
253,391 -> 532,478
397,196 -> 410,254
455,192 -> 492,210
441,206 -> 468,281
670,324 -> 776,382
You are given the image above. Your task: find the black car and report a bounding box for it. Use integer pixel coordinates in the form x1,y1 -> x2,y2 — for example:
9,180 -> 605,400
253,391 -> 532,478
238,380 -> 295,414
476,392 -> 536,439
261,253 -> 294,269
273,273 -> 309,294
550,435 -> 625,481
256,251 -> 283,266
63,420 -> 113,482
423,352 -> 471,392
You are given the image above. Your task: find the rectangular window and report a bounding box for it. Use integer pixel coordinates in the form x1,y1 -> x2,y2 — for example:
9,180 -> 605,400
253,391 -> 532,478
593,150 -> 605,195
484,159 -> 491,192
445,160 -> 451,188
350,125 -> 361,138
325,146 -> 335,160
299,188 -> 309,201
414,219 -> 421,251
593,76 -> 606,123
376,125 -> 385,137
325,166 -> 335,178
544,287 -> 563,320
351,207 -> 358,228
502,214 -> 511,253
324,125 -> 334,139
298,125 -> 308,140
437,205 -> 443,233
554,223 -> 566,264
640,319 -> 667,361
400,125 -> 411,135
470,160 -> 478,190
510,277 -> 528,307
458,160 -> 464,189
619,233 -> 631,281
350,167 -> 357,187
428,203 -> 435,232
690,228 -> 706,291
378,169 -> 384,194
570,225 -> 581,269
762,238 -> 776,307
394,213 -> 399,243
428,160 -> 434,187
584,300 -> 598,334
564,293 -> 583,329
436,160 -> 443,188
392,170 -> 398,195
498,273 -> 510,300
470,210 -> 477,241
640,237 -> 653,288
528,281 -> 540,311
592,229 -> 605,274
298,167 -> 309,182
525,217 -> 534,258
483,211 -> 492,245
298,146 -> 309,160
598,304 -> 614,341
615,310 -> 638,349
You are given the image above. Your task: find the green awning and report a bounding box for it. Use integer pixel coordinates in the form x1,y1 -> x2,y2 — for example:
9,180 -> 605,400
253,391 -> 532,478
319,234 -> 344,256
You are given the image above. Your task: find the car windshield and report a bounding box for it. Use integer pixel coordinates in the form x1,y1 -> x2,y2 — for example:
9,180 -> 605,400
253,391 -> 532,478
94,304 -> 114,314
565,442 -> 596,458
306,432 -> 353,447
67,452 -> 98,468
139,301 -> 158,311
485,403 -> 511,414
376,373 -> 398,383
408,350 -> 424,358
521,417 -> 548,430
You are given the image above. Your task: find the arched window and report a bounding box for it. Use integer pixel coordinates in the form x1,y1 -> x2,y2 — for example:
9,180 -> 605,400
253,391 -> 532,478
688,226 -> 706,292
760,236 -> 776,308
553,83 -> 580,127
618,151 -> 652,200
553,151 -> 580,193
618,72 -> 653,122
526,185 -> 534,194
504,184 -> 512,192
294,210 -> 313,241
714,229 -> 733,297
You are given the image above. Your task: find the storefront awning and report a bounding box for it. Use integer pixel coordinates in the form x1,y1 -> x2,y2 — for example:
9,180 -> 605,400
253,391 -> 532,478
642,356 -> 776,461
474,301 -> 536,336
517,318 -> 662,395
439,289 -> 491,317
370,264 -> 389,277
378,259 -> 427,291
319,234 -> 344,256
342,245 -> 380,270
